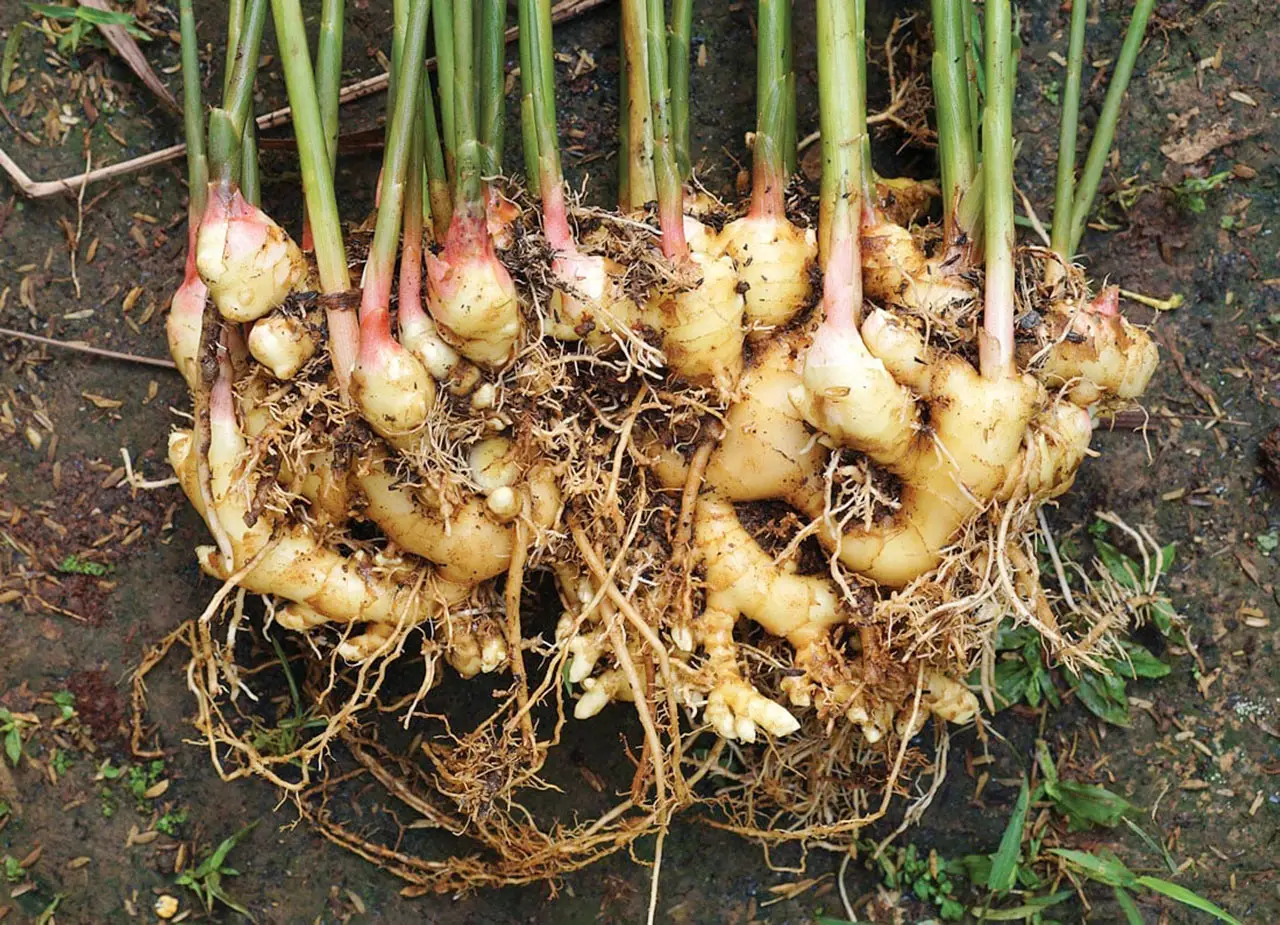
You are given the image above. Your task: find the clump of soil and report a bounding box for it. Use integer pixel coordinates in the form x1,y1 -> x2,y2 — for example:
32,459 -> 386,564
0,453 -> 180,625
1261,426 -> 1280,490
66,669 -> 125,745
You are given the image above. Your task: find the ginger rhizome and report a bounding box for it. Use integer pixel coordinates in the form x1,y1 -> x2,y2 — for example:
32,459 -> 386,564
157,0 -> 1162,893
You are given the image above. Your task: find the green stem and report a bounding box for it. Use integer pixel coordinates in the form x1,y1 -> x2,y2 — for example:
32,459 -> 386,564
316,0 -> 344,173
241,121 -> 260,205
931,0 -> 976,242
391,0 -> 408,127
366,0 -> 431,308
1067,0 -> 1155,256
1048,0 -> 1086,259
751,0 -> 788,218
270,0 -> 349,294
421,63 -> 452,238
853,0 -> 872,202
642,0 -> 686,257
534,0 -> 560,186
519,2 -> 540,198
223,0 -> 245,102
452,0 -> 482,211
962,0 -> 980,152
178,0 -> 207,223
620,0 -> 656,210
271,0 -> 356,390
477,0 -> 507,177
433,0 -> 456,180
617,29 -> 631,208
980,0 -> 1015,379
519,0 -> 563,193
214,0 -> 268,183
781,0 -> 796,175
669,0 -> 692,180
816,0 -> 863,266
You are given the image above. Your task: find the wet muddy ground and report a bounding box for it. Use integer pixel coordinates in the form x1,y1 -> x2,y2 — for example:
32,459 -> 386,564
1,0 -> 1278,922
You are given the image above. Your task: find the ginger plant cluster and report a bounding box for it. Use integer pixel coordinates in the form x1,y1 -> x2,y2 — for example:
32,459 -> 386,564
157,0 -> 1160,889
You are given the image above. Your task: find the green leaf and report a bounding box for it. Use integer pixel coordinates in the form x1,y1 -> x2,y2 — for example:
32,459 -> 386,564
34,894 -> 64,925
4,728 -> 20,765
996,622 -> 1041,651
993,659 -> 1033,709
972,894 -> 1072,921
69,6 -> 139,27
1113,887 -> 1145,925
948,853 -> 992,884
988,779 -> 1031,893
1113,642 -> 1170,680
1073,670 -> 1131,727
56,554 -> 110,576
1049,848 -> 1136,888
1040,670 -> 1062,709
2,21 -> 33,96
1035,740 -> 1059,797
1150,598 -> 1176,635
26,3 -> 79,20
1156,542 -> 1177,572
1095,540 -> 1140,590
52,690 -> 76,719
1025,663 -> 1043,708
196,821 -> 258,878
1135,876 -> 1242,925
1053,781 -> 1136,830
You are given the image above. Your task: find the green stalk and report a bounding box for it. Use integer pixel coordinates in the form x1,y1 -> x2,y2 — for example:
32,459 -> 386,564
408,114 -> 428,243
781,0 -> 796,175
853,0 -> 872,200
534,0 -> 559,180
433,0 -> 456,179
669,0 -> 693,180
478,0 -> 507,177
271,0 -> 357,389
962,0 -> 980,151
642,0 -> 687,257
452,0 -> 482,211
367,0 -> 431,303
210,0 -> 268,185
241,122 -> 260,205
391,0 -> 408,130
620,0 -> 656,210
421,65 -> 452,238
316,0 -> 345,172
1067,0 -> 1155,256
751,0 -> 789,218
816,0 -> 863,266
518,0 -> 560,193
931,0 -> 976,242
617,31 -> 631,208
178,0 -> 207,223
1048,0 -> 1086,259
270,0 -> 349,294
223,0 -> 245,102
526,0 -> 565,199
980,0 -> 1015,380
519,8 -> 541,198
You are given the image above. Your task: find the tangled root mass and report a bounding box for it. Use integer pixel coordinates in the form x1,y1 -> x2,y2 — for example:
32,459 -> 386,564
150,182 -> 1160,891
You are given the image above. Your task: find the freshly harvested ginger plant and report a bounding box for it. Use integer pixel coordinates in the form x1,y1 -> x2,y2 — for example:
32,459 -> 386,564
146,0 -> 1162,895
